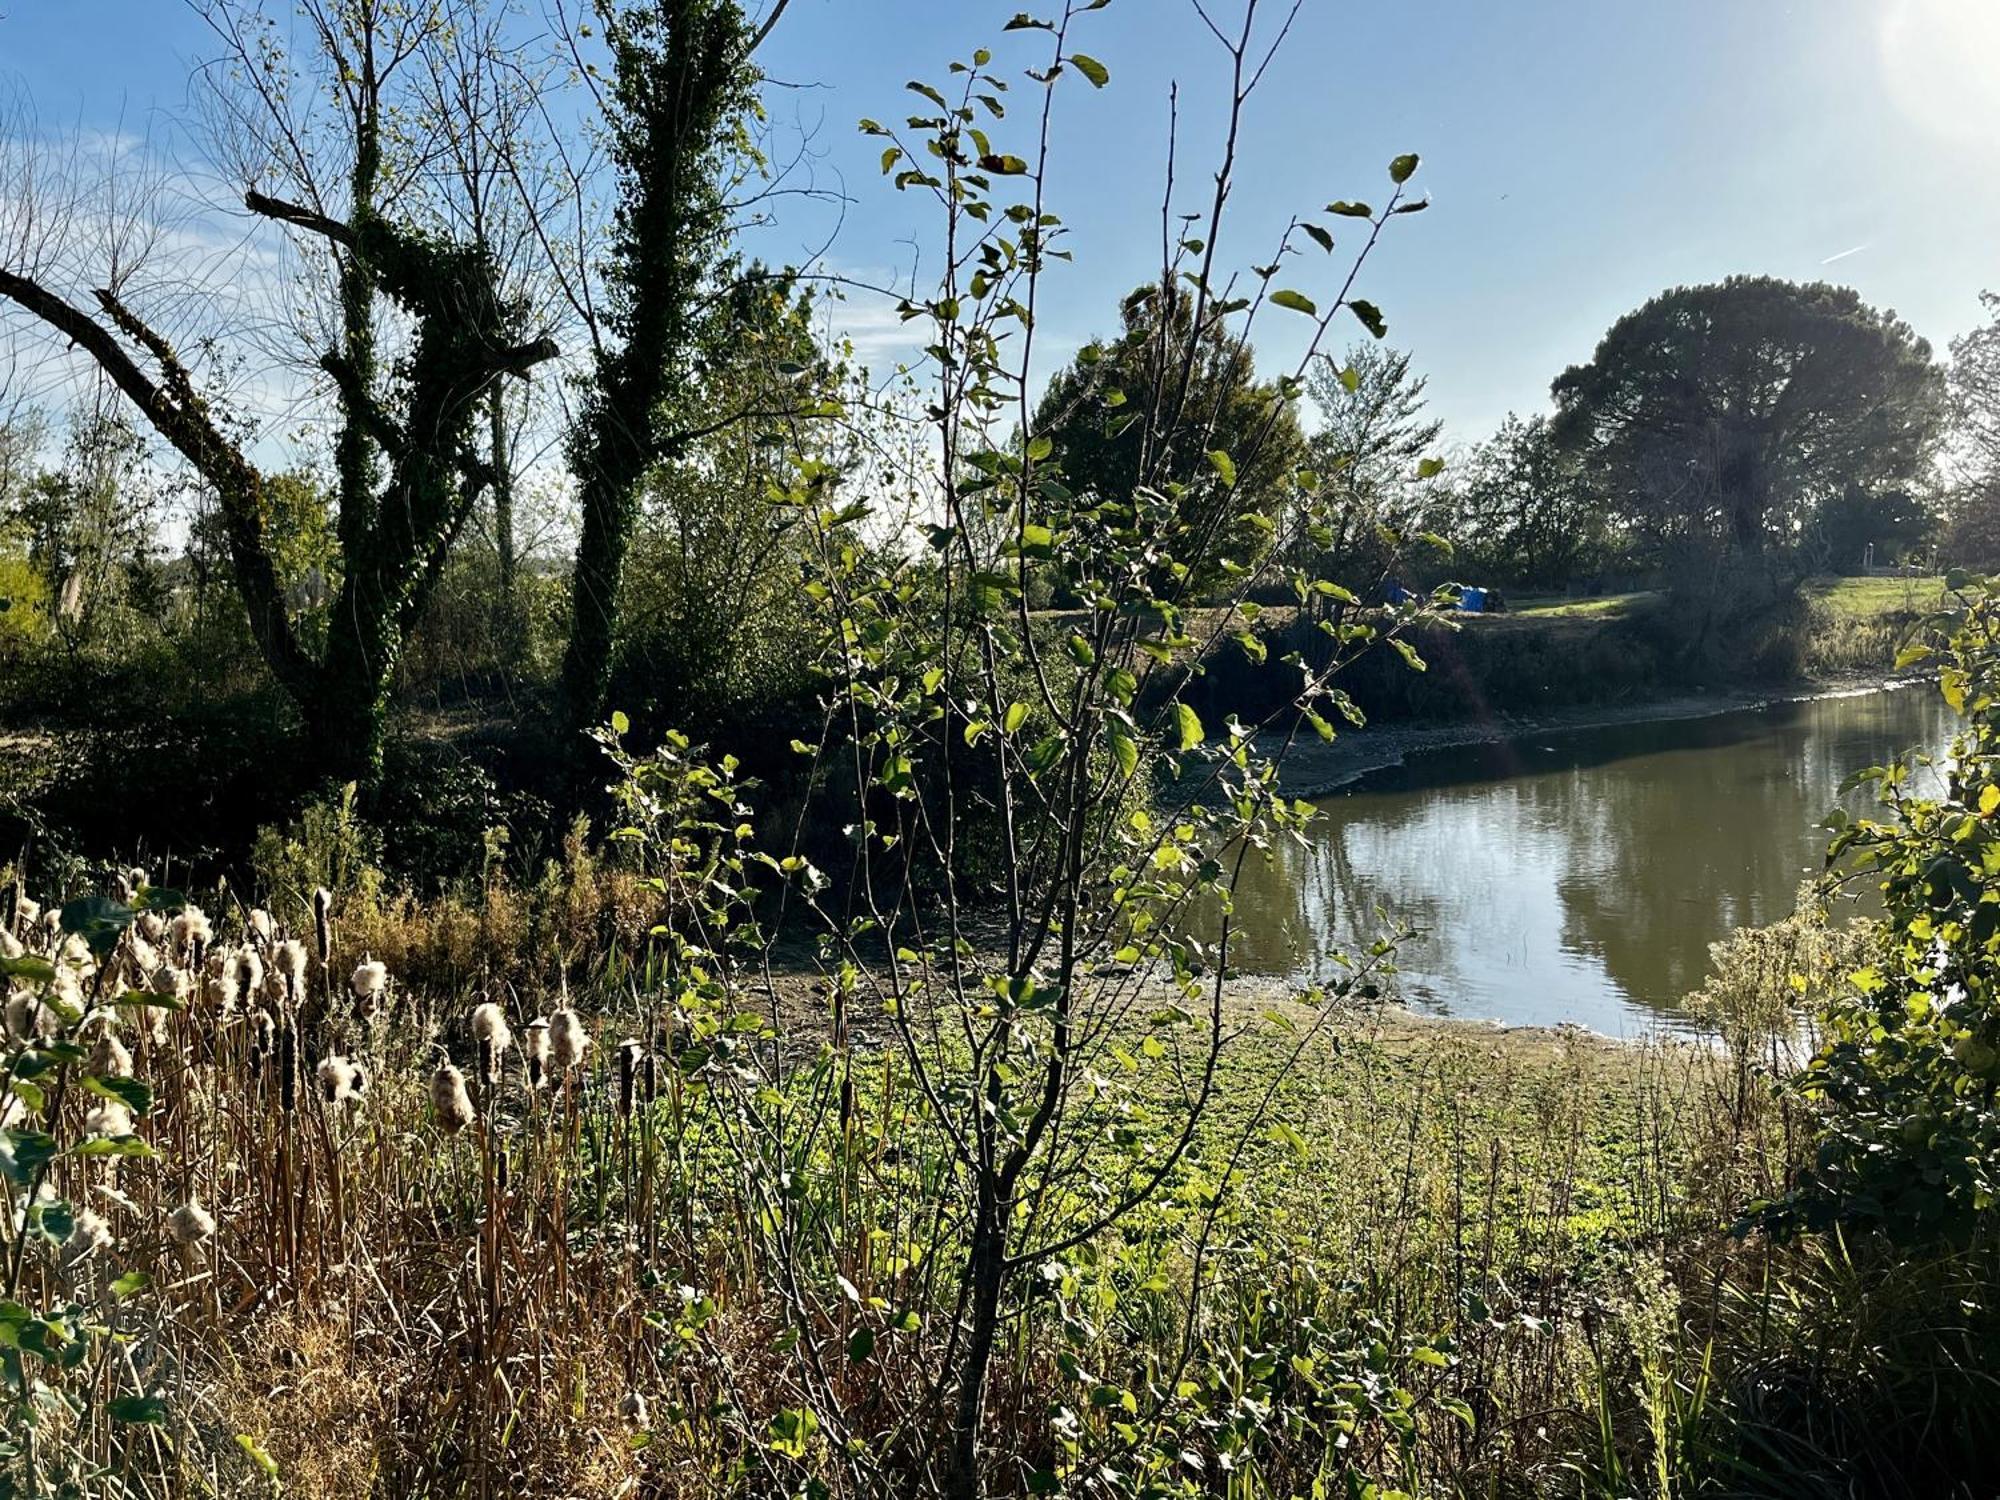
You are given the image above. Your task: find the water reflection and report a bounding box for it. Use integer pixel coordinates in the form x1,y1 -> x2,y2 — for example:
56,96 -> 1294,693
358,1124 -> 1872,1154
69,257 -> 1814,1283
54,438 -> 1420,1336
1226,687 -> 1954,1034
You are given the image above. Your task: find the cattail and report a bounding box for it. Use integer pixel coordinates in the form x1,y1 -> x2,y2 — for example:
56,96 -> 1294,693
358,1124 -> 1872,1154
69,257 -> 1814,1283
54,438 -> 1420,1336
617,1038 -> 642,1117
172,905 -> 212,965
127,934 -> 159,976
248,1008 -> 276,1078
205,968 -> 240,1018
14,896 -> 39,937
4,991 -> 55,1042
167,1198 -> 216,1248
89,1031 -> 134,1079
619,1391 -> 649,1427
83,1100 -> 134,1137
0,929 -> 20,960
643,1049 -> 658,1107
233,948 -> 265,1007
523,1018 -> 550,1089
111,868 -> 136,904
471,1001 -> 513,1056
136,911 -> 164,944
273,940 -> 308,1006
247,908 -> 274,946
62,1209 -> 112,1268
351,959 -> 388,1022
318,1055 -> 363,1106
550,1008 -> 589,1074
312,887 -> 333,966
277,1022 -> 297,1112
431,1062 -> 476,1133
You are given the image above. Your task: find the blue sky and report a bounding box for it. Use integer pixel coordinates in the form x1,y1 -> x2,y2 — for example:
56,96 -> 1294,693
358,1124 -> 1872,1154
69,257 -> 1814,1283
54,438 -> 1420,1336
5,0 -> 2000,440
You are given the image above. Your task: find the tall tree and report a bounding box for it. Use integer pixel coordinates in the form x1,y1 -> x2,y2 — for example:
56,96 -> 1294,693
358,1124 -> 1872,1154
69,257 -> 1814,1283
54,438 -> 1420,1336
555,0 -> 763,740
0,0 -> 559,782
1296,341 -> 1443,582
1034,282 -> 1306,599
1552,276 -> 1944,556
1451,412 -> 1608,586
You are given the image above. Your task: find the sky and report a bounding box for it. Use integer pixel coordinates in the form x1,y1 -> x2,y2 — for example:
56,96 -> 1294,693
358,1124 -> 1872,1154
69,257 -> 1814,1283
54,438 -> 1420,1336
3,0 -> 2000,443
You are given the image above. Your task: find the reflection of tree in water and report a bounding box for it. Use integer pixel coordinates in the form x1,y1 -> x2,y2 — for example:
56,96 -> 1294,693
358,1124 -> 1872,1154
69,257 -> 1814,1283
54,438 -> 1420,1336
1557,691 -> 1951,1010
1221,688 -> 1953,1024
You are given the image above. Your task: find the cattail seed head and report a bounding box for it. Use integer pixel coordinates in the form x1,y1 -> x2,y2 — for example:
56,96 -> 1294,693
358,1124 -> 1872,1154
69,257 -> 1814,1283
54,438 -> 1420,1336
4,991 -> 55,1042
167,1198 -> 216,1248
617,1038 -> 642,1117
351,959 -> 388,1022
523,1018 -> 550,1089
431,1062 -> 477,1133
277,1023 -> 298,1112
471,1000 -> 512,1055
89,1031 -> 134,1079
62,1209 -> 112,1267
135,911 -> 164,944
550,1008 -> 589,1074
84,1100 -> 134,1137
311,888 -> 333,965
0,929 -> 20,960
318,1055 -> 362,1106
171,905 -> 212,961
247,908 -> 274,945
14,896 -> 39,936
273,939 -> 308,1003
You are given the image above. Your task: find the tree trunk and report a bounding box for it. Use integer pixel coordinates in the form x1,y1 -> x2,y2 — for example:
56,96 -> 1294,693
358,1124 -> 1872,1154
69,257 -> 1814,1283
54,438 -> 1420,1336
490,385 -> 522,669
945,1179 -> 1009,1499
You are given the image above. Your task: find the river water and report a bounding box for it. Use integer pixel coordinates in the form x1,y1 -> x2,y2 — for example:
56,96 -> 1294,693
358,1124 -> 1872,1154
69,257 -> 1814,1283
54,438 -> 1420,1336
1224,685 -> 1954,1035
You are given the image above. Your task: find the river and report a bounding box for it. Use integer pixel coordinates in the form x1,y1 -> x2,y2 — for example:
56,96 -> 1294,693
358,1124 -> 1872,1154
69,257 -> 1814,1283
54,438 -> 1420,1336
1224,684 -> 1954,1035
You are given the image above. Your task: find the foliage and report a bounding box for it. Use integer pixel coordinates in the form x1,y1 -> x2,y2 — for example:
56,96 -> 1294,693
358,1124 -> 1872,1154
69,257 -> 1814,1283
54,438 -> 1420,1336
1449,411 -> 1613,588
1552,276 -> 1946,559
1790,574 -> 2000,1236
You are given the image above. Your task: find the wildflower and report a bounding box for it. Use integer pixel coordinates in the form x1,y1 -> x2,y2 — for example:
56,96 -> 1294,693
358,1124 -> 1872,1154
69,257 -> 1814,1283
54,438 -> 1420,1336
523,1018 -> 550,1089
431,1062 -> 477,1133
62,1210 -> 112,1267
83,1100 -> 134,1138
318,1055 -> 363,1106
550,1008 -> 589,1074
89,1031 -> 134,1079
167,1198 -> 216,1248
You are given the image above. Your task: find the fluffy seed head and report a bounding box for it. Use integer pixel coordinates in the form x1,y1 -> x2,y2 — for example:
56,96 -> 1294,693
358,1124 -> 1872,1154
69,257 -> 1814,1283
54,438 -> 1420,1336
273,939 -> 308,986
549,1008 -> 589,1072
62,1210 -> 112,1267
471,1001 -> 512,1051
319,1055 -> 363,1105
83,1100 -> 134,1137
247,908 -> 274,944
167,1198 -> 216,1247
431,1062 -> 477,1133
351,959 -> 388,1002
89,1032 -> 134,1079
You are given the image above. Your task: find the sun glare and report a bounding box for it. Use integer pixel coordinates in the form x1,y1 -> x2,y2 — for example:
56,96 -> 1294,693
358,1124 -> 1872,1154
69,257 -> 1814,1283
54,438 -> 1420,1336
1882,0 -> 2000,144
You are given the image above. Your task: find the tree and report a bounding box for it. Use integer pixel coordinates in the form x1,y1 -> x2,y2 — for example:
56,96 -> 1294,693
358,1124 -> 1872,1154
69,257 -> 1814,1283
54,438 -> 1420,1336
556,0 -> 767,741
1452,412 -> 1610,586
1296,341 -> 1443,583
1034,281 -> 1306,599
1552,276 -> 1945,557
1810,485 -> 1935,574
0,1 -> 559,783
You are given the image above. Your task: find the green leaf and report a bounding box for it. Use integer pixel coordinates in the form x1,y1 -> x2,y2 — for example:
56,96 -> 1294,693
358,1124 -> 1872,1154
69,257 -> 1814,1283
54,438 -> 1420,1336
609,709 -> 630,735
1068,52 -> 1109,87
1175,703 -> 1204,752
236,1434 -> 280,1478
1388,152 -> 1421,184
1303,223 -> 1334,253
1206,449 -> 1238,488
1326,200 -> 1373,218
1337,365 -> 1361,394
848,1327 -> 876,1362
1391,638 -> 1428,673
1416,456 -> 1446,480
1349,300 -> 1387,339
1269,288 -> 1317,317
978,153 -> 1030,175
109,1394 -> 168,1425
83,1075 -> 151,1117
1003,702 -> 1029,734
111,1270 -> 151,1301
1108,726 -> 1139,780
0,955 -> 54,984
1027,434 -> 1053,462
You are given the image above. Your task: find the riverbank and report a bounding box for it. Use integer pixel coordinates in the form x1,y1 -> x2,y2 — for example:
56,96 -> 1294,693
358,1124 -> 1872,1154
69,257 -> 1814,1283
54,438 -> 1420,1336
1267,671 -> 1931,798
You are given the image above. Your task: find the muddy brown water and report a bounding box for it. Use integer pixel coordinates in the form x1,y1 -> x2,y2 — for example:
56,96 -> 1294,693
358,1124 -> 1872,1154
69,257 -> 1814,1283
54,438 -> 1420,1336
1223,684 -> 1954,1035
